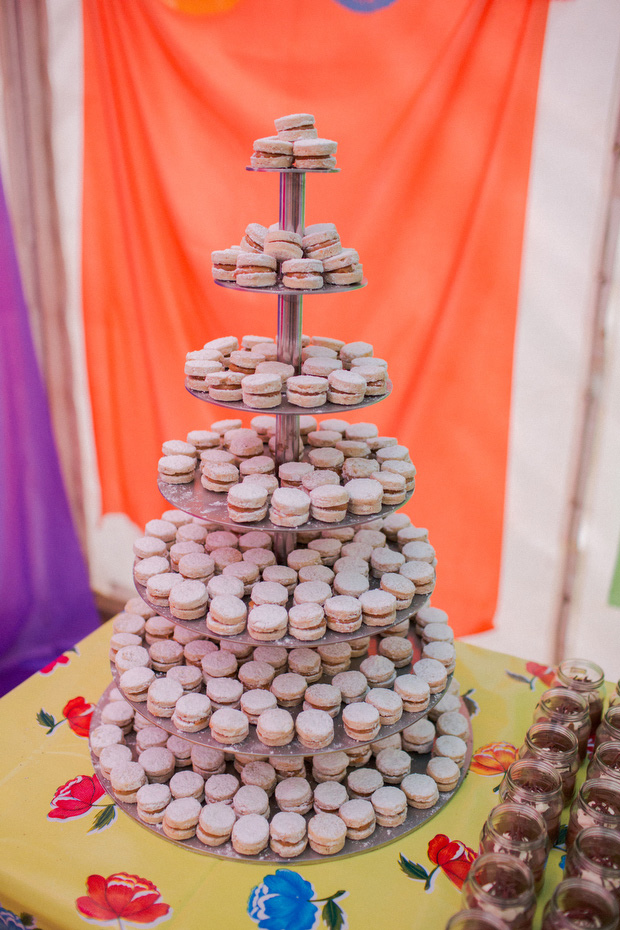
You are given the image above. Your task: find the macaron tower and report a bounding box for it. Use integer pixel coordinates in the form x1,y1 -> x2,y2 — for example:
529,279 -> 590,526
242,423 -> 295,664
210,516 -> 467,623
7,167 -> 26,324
89,113 -> 470,864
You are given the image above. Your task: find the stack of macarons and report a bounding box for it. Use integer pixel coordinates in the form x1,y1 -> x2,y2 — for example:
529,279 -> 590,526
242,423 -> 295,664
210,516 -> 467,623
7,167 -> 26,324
95,662 -> 467,856
210,217 -> 362,289
183,333 -> 389,408
250,114 -> 337,172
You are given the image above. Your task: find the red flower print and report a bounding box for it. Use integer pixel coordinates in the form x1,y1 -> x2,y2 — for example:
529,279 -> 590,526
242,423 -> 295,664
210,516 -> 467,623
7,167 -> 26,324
76,873 -> 172,926
427,834 -> 477,889
470,742 -> 518,776
63,697 -> 94,738
49,775 -> 105,821
525,662 -> 556,687
39,654 -> 71,675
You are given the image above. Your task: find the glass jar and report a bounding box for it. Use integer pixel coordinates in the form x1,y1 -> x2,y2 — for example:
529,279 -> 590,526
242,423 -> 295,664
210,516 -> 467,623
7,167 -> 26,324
609,681 -> 620,711
462,853 -> 536,930
446,910 -> 511,930
534,688 -> 591,762
587,740 -> 620,784
499,758 -> 564,845
564,826 -> 620,907
518,722 -> 580,805
541,878 -> 618,930
596,707 -> 620,752
479,803 -> 548,892
552,659 -> 606,733
566,778 -> 620,849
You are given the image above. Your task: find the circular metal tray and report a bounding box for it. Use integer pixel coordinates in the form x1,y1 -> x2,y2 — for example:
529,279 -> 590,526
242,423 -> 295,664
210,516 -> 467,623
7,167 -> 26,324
157,473 -> 413,533
185,378 -> 391,415
246,167 -> 340,175
90,682 -> 472,862
132,575 -> 431,649
214,277 -> 367,297
110,625 -> 450,757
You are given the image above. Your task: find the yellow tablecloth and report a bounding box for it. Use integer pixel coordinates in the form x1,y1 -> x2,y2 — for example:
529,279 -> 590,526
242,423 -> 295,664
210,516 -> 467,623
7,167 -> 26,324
0,624 -> 572,930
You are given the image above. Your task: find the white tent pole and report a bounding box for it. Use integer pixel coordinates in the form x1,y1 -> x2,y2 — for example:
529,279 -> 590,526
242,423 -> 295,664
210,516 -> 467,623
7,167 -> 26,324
553,113 -> 620,662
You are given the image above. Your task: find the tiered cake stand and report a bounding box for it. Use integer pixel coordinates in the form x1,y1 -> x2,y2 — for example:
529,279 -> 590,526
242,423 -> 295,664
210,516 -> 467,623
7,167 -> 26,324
91,161 -> 472,861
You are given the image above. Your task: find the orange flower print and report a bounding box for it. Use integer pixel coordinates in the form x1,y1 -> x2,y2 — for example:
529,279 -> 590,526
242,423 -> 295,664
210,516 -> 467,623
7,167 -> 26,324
470,742 -> 518,776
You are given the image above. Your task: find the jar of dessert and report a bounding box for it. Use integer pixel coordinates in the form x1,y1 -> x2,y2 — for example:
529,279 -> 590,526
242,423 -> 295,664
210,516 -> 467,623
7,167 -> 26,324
446,910 -> 511,930
608,681 -> 620,711
533,688 -> 591,762
541,877 -> 618,930
479,803 -> 548,892
462,853 -> 536,930
596,707 -> 620,752
566,778 -> 620,849
518,722 -> 580,805
498,758 -> 564,845
552,658 -> 606,733
564,826 -> 620,906
587,740 -> 620,784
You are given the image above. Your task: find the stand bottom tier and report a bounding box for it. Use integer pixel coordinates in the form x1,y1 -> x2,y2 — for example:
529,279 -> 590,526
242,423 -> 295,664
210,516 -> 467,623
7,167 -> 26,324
90,683 -> 472,863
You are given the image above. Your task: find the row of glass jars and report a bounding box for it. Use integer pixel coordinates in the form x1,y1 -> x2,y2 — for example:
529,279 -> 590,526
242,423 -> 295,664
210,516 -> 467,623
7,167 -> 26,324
446,658 -> 620,929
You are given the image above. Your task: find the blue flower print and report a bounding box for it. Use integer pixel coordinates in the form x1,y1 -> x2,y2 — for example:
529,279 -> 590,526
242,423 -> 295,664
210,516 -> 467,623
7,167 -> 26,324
249,872 -> 318,930
248,870 -> 348,930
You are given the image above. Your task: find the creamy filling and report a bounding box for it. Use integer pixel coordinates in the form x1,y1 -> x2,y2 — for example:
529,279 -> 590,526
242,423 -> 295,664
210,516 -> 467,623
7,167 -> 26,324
236,265 -> 273,274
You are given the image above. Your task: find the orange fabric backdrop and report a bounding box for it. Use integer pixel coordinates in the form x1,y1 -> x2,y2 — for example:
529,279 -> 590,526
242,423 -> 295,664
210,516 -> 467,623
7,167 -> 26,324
82,0 -> 549,635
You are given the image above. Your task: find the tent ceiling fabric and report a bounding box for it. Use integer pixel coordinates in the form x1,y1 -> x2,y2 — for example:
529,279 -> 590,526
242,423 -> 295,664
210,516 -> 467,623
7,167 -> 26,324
80,0 -> 549,636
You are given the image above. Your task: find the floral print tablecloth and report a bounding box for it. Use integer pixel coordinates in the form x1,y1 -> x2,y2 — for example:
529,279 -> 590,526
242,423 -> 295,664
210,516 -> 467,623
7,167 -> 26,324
0,623 -> 571,930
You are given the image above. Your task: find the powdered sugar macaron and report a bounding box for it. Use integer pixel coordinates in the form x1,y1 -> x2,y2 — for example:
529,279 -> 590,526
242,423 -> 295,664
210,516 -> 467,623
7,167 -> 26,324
235,251 -> 277,287
365,688 -> 403,726
288,603 -> 326,641
256,707 -> 295,747
426,756 -> 460,792
370,786 -> 407,827
286,375 -> 328,408
310,484 -> 349,523
206,595 -> 248,636
307,812 -> 347,855
346,478 -> 384,516
339,798 -> 376,840
231,813 -> 270,855
295,709 -> 334,749
302,223 -> 342,261
247,604 -> 288,641
209,707 -> 249,745
196,801 -> 236,847
274,113 -> 317,142
269,811 -> 308,858
342,702 -> 381,742
401,773 -> 439,809
171,693 -> 212,733
109,761 -> 147,804
281,257 -> 324,291
241,373 -> 282,409
313,782 -> 349,815
263,228 -> 303,262
327,369 -> 366,405
323,595 -> 363,634
136,782 -> 171,824
269,487 -> 311,527
162,797 -> 201,840
323,249 -> 362,285
293,138 -> 337,170
211,248 -> 241,282
226,483 -> 269,524
251,136 -> 293,169
412,657 -> 448,694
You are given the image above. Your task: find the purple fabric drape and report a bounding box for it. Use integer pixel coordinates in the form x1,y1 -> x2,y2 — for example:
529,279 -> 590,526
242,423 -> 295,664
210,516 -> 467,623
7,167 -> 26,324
0,172 -> 98,696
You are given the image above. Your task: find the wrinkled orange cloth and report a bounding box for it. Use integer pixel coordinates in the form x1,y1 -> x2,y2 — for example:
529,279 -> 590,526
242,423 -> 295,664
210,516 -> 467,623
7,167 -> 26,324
82,0 -> 548,634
